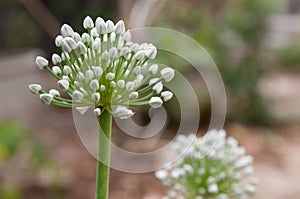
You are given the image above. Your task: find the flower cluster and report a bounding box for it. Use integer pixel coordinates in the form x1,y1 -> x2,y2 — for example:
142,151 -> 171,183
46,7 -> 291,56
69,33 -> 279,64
155,130 -> 257,199
29,16 -> 174,119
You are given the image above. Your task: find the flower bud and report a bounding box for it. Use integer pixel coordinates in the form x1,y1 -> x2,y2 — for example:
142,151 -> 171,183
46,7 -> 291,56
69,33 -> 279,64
100,85 -> 106,91
129,92 -> 139,100
81,33 -> 91,43
83,16 -> 94,29
52,66 -> 62,76
161,91 -> 173,101
90,79 -> 100,91
153,82 -> 163,94
149,97 -> 163,108
126,82 -> 135,91
55,35 -> 64,47
58,79 -> 69,91
92,92 -> 101,102
123,31 -> 131,42
36,56 -> 48,70
62,37 -> 77,52
29,84 -> 42,94
63,65 -> 72,75
72,90 -> 84,101
95,17 -> 107,34
115,20 -> 125,34
93,66 -> 103,77
85,70 -> 94,81
109,47 -> 118,59
49,89 -> 60,97
149,64 -> 158,74
91,27 -> 99,37
76,41 -> 87,54
52,53 -> 62,65
117,80 -> 125,88
73,32 -> 81,42
160,67 -> 175,82
39,94 -> 54,105
134,51 -> 146,60
149,78 -> 160,85
102,51 -> 109,60
106,20 -> 115,33
61,24 -> 74,37
115,106 -> 134,119
93,108 -> 101,116
106,72 -> 115,80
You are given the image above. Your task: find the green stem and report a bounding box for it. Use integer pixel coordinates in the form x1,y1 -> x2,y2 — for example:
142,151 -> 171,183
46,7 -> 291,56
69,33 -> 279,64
95,110 -> 112,199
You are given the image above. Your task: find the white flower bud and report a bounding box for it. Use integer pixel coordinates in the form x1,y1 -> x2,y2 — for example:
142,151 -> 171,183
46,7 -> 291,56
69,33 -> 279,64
58,79 -> 69,91
52,66 -> 62,76
129,92 -> 139,100
155,170 -> 168,180
129,43 -> 139,52
39,94 -> 54,105
73,32 -> 81,42
92,38 -> 101,52
109,47 -> 118,59
145,45 -> 157,59
161,91 -> 173,101
61,52 -> 70,61
208,184 -> 219,193
36,56 -> 48,70
149,97 -> 163,108
81,33 -> 91,43
115,20 -> 125,34
76,41 -> 87,54
85,70 -> 94,81
76,72 -> 85,81
149,64 -> 158,74
134,51 -> 146,60
149,78 -> 160,85
62,37 -> 77,52
126,81 -> 135,91
76,106 -> 89,115
91,27 -> 99,37
93,108 -> 101,116
120,47 -> 129,56
49,89 -> 60,97
52,53 -> 62,65
106,72 -> 115,80
102,51 -> 109,60
92,92 -> 101,102
95,17 -> 107,34
93,66 -> 103,77
55,35 -> 64,47
133,66 -> 142,75
61,24 -> 74,37
110,81 -> 116,87
100,85 -> 106,91
90,79 -> 99,91
160,67 -> 175,82
63,65 -> 72,75
153,82 -> 163,94
72,90 -> 84,101
117,80 -> 125,88
29,84 -> 42,94
83,16 -> 94,29
115,106 -> 134,119
106,20 -> 115,33
123,31 -> 131,42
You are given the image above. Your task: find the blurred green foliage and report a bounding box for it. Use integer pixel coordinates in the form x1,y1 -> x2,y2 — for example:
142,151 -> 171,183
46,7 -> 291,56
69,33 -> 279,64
155,0 -> 278,125
277,44 -> 300,69
0,121 -> 65,199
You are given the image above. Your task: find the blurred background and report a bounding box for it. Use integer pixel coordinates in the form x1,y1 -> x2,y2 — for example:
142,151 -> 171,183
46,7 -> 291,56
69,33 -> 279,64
0,0 -> 300,198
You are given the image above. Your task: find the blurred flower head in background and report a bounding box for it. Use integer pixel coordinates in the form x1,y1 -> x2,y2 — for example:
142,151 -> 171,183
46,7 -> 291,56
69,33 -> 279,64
156,129 -> 257,199
29,16 -> 175,119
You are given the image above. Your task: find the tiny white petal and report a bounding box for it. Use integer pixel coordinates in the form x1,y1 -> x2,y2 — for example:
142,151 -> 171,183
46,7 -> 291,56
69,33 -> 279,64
36,56 -> 48,70
149,97 -> 163,108
29,84 -> 42,94
83,16 -> 94,29
39,94 -> 53,105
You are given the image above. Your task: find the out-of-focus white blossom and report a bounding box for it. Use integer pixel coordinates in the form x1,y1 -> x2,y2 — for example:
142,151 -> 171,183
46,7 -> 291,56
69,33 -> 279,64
155,129 -> 257,199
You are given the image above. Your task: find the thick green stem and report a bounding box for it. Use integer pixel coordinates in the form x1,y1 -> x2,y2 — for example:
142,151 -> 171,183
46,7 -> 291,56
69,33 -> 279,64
95,110 -> 112,199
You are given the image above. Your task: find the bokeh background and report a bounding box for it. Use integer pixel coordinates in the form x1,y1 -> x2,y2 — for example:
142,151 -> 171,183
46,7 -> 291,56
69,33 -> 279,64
0,0 -> 300,198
